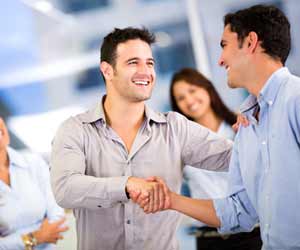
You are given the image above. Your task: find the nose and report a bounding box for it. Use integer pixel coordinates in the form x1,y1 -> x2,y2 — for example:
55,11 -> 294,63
218,53 -> 225,67
185,94 -> 195,106
138,62 -> 151,74
218,57 -> 224,67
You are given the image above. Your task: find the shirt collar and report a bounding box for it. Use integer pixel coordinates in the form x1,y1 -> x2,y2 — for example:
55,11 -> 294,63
80,95 -> 167,124
7,147 -> 27,169
240,67 -> 290,113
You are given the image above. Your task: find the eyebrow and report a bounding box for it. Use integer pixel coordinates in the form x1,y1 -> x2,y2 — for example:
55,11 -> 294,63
126,57 -> 155,63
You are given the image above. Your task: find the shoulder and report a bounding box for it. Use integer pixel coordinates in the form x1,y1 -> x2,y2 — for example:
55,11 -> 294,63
9,148 -> 49,178
284,74 -> 300,108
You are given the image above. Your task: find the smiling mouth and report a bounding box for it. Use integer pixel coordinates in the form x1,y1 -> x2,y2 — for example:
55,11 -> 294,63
133,80 -> 150,86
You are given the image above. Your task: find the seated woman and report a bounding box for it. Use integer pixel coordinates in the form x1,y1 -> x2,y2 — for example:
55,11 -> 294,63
0,118 -> 68,250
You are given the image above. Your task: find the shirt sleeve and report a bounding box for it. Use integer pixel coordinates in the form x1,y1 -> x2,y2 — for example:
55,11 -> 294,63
50,118 -> 129,210
288,93 -> 300,145
33,155 -> 65,221
213,136 -> 259,234
0,222 -> 42,250
0,234 -> 24,250
173,112 -> 233,171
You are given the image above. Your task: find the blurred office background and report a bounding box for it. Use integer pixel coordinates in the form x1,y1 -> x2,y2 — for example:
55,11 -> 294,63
1,0 -> 299,249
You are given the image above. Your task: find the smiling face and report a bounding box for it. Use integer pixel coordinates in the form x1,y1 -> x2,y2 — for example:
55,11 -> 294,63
218,25 -> 250,89
173,80 -> 212,121
102,39 -> 156,103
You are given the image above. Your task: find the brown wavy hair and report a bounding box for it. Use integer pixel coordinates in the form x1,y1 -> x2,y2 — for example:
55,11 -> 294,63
170,68 -> 236,126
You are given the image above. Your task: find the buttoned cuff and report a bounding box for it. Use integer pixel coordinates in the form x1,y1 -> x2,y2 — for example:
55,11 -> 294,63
107,176 -> 130,203
213,198 -> 238,234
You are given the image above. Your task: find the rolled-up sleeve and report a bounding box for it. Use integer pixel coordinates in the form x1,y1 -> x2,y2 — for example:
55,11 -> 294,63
50,118 -> 129,210
213,137 -> 258,234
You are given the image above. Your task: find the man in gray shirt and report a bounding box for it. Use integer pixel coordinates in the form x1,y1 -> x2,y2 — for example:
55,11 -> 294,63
50,27 -> 232,250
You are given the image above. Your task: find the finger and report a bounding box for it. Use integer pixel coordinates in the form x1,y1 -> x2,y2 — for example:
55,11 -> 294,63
152,176 -> 169,196
58,226 -> 69,232
145,176 -> 156,182
158,183 -> 165,210
147,186 -> 154,213
152,183 -> 159,212
143,205 -> 151,214
136,191 -> 149,205
55,217 -> 66,226
242,116 -> 249,126
139,198 -> 149,208
129,190 -> 141,202
232,123 -> 238,133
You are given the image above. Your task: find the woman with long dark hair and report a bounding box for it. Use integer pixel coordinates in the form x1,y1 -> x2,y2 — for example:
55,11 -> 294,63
170,68 -> 261,250
170,68 -> 236,202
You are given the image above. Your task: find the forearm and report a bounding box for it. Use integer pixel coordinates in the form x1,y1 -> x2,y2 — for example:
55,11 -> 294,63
51,172 -> 129,209
170,192 -> 221,228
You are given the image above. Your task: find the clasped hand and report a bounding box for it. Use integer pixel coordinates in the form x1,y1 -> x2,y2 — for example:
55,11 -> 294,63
126,176 -> 171,214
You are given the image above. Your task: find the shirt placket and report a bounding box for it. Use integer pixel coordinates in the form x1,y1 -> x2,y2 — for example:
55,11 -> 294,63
124,157 -> 134,250
259,102 -> 271,245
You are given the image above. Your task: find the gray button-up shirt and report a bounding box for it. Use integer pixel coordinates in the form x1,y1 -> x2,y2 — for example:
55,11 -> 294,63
50,102 -> 232,250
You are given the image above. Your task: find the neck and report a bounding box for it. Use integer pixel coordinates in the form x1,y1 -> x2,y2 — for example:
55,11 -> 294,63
103,95 -> 145,130
195,109 -> 222,133
245,59 -> 283,97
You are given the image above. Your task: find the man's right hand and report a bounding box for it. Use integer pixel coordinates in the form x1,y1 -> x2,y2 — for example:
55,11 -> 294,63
126,176 -> 168,213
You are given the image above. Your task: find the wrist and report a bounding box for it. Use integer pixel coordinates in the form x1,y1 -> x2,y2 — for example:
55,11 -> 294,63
32,230 -> 43,245
22,232 -> 38,250
169,192 -> 178,210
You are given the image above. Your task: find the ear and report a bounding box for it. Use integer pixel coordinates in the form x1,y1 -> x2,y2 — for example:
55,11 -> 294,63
246,31 -> 259,53
100,61 -> 114,82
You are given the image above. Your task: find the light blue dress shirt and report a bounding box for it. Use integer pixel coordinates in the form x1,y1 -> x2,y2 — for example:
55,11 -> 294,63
0,148 -> 64,250
213,67 -> 300,250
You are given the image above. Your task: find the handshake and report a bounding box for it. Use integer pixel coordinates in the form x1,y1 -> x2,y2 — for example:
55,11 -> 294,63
125,176 -> 173,213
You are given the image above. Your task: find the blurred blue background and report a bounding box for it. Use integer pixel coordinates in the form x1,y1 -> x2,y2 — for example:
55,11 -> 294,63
1,0 -> 299,152
1,1 -> 299,249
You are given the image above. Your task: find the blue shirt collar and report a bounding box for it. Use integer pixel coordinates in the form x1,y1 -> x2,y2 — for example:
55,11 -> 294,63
7,147 -> 27,169
240,67 -> 290,113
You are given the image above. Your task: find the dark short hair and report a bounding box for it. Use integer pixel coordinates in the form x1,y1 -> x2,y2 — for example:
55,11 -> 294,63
224,4 -> 291,64
170,68 -> 237,126
100,27 -> 155,67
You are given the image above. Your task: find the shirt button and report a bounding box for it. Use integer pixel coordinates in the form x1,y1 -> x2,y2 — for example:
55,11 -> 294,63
126,220 -> 131,224
262,141 -> 266,145
268,101 -> 273,106
265,223 -> 269,229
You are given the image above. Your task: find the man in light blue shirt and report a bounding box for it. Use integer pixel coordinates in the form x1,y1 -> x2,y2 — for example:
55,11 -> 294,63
132,4 -> 300,250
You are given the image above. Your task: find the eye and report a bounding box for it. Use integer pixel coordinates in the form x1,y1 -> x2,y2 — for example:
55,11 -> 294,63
176,96 -> 185,102
147,61 -> 155,67
128,60 -> 138,65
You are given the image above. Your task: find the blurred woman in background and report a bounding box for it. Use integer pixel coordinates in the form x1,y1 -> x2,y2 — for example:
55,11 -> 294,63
0,118 -> 68,250
170,68 -> 261,250
170,68 -> 236,201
